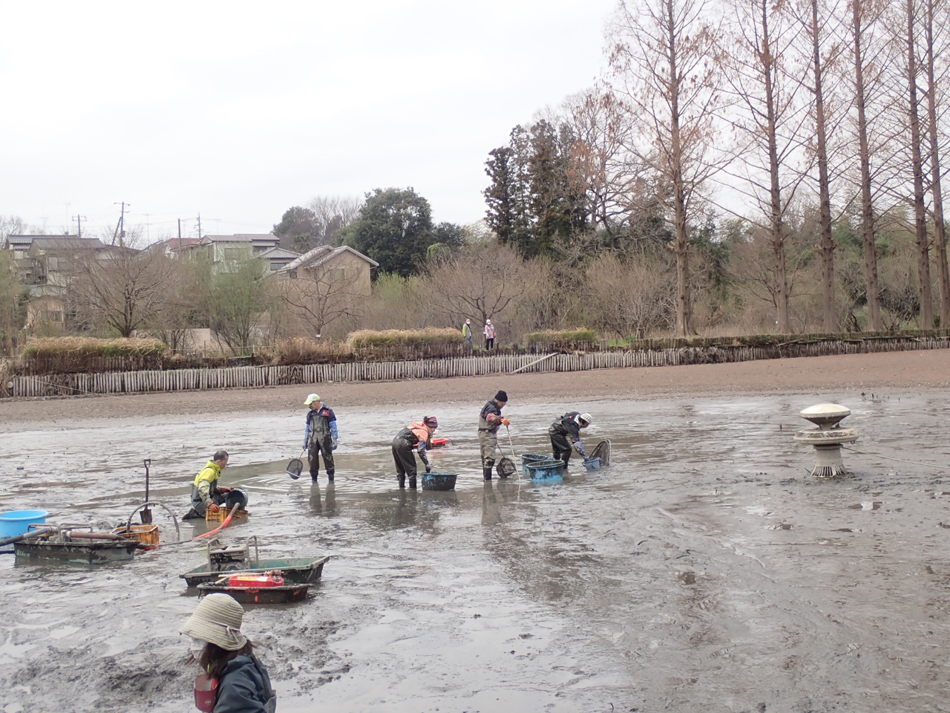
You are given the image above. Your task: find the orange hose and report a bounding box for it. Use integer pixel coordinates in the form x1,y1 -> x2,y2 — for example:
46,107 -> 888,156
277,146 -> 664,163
190,502 -> 241,542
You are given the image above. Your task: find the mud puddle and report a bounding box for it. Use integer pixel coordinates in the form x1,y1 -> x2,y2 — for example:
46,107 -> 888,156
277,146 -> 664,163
1,392 -> 950,712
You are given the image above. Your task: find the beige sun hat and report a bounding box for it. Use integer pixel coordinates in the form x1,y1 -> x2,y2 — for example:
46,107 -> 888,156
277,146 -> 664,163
180,593 -> 247,651
304,394 -> 321,405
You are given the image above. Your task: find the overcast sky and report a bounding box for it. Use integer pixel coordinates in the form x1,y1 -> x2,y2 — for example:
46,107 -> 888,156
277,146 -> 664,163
0,1 -> 617,243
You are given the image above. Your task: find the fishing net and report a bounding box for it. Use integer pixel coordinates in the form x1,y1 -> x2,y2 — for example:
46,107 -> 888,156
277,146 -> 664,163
496,457 -> 516,478
286,455 -> 304,480
589,439 -> 611,467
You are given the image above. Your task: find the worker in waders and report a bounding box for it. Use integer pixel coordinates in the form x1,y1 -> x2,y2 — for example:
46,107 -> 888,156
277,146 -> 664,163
303,393 -> 338,483
548,412 -> 592,467
392,416 -> 438,489
478,390 -> 510,480
184,450 -> 248,519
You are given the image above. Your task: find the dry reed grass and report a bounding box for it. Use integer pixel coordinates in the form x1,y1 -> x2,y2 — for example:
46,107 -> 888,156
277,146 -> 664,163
346,328 -> 465,349
273,337 -> 353,365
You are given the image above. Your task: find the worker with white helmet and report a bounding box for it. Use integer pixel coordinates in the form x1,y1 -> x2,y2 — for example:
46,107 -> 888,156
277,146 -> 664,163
548,412 -> 592,467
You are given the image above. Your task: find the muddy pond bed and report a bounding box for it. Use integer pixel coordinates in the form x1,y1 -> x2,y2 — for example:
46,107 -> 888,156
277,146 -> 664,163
1,391 -> 949,712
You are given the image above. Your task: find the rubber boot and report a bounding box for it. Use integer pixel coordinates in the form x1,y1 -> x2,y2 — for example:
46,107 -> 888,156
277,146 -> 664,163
483,466 -> 493,481
398,474 -> 406,489
408,477 -> 417,490
327,471 -> 335,483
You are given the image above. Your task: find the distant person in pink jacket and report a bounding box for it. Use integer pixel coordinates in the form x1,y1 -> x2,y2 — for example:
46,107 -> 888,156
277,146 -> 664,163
484,319 -> 496,350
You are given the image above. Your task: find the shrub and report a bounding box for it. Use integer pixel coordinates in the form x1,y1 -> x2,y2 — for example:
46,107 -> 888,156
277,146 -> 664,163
19,337 -> 169,374
273,338 -> 353,365
346,328 -> 465,350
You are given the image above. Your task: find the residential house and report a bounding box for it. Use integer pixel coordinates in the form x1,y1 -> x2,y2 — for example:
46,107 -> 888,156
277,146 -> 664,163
269,245 -> 378,337
274,245 -> 378,297
259,246 -> 302,273
3,235 -> 111,332
149,236 -> 203,258
196,234 -> 280,269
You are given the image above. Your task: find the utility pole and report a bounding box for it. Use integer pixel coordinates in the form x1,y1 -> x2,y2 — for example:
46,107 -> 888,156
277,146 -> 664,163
72,215 -> 86,238
178,218 -> 182,249
197,213 -> 202,240
113,201 -> 130,247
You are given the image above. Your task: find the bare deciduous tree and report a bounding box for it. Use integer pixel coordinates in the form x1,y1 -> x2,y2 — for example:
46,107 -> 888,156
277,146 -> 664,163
719,0 -> 813,332
275,265 -> 368,339
900,0 -> 935,327
788,0 -> 847,332
583,252 -> 674,338
844,0 -> 890,331
566,89 -> 653,249
609,0 -> 725,336
308,196 -> 363,246
70,243 -> 183,338
922,0 -> 950,324
421,242 -> 531,328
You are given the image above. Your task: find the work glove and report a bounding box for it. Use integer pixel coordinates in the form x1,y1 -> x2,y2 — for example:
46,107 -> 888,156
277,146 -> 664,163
425,465 -> 432,473
331,437 -> 338,451
501,418 -> 511,427
208,503 -> 220,513
218,487 -> 231,493
575,442 -> 588,458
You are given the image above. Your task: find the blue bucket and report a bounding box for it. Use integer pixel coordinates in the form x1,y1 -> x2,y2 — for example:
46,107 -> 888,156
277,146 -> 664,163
421,472 -> 458,491
582,457 -> 601,472
0,510 -> 49,539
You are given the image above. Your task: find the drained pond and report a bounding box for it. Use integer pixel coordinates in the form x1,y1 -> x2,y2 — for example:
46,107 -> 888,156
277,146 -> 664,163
1,391 -> 949,712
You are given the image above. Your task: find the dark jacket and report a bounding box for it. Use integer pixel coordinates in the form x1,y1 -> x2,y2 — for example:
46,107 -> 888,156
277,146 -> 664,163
549,412 -> 583,443
214,654 -> 276,713
304,405 -> 338,447
478,400 -> 504,433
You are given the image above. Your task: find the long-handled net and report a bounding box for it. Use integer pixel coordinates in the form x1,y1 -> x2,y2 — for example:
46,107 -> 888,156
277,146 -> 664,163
495,426 -> 517,478
286,449 -> 306,480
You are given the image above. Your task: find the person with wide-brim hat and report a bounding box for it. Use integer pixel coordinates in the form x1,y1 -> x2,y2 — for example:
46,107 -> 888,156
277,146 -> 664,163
181,593 -> 276,712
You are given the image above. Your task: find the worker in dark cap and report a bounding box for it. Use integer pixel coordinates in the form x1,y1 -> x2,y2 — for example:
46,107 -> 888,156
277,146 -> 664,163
478,390 -> 510,480
549,412 -> 592,467
392,416 -> 439,489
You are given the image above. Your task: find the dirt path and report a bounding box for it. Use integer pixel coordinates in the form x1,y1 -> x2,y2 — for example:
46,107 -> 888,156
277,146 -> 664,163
1,349 -> 948,427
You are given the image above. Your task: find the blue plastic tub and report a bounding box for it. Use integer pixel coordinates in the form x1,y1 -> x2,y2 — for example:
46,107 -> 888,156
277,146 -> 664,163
524,461 -> 564,481
582,457 -> 601,472
0,510 -> 48,539
521,454 -> 554,475
421,472 -> 458,491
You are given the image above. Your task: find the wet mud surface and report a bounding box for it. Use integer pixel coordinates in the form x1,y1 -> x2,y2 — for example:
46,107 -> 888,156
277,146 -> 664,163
2,386 -> 950,712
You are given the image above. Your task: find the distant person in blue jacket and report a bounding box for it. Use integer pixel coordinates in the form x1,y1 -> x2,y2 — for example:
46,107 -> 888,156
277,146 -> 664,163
303,393 -> 338,483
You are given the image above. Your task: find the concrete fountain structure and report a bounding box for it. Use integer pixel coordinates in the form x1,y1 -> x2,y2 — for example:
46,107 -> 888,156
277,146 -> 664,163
793,403 -> 860,478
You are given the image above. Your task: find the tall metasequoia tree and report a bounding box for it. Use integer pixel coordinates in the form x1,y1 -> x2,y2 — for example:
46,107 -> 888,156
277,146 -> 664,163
849,0 -> 886,331
722,0 -> 811,332
923,0 -> 950,325
903,0 -> 935,327
802,0 -> 840,332
609,0 -> 722,337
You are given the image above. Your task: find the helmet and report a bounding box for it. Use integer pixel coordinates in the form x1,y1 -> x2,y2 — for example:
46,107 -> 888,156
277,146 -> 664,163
578,413 -> 592,425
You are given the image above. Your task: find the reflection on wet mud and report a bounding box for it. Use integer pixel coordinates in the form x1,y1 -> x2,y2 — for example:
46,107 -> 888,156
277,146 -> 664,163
2,393 -> 950,711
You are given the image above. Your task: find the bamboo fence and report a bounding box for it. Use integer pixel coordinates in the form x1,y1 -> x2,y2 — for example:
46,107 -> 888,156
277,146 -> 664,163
5,334 -> 949,399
